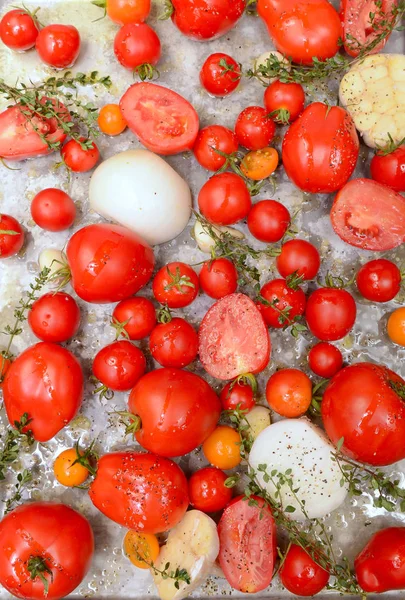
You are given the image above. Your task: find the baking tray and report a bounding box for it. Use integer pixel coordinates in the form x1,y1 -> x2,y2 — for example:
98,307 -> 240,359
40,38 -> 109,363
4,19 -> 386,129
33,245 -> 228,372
0,0 -> 404,598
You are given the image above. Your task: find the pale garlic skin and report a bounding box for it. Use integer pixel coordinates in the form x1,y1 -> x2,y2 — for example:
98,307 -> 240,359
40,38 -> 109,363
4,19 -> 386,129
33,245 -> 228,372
339,54 -> 405,149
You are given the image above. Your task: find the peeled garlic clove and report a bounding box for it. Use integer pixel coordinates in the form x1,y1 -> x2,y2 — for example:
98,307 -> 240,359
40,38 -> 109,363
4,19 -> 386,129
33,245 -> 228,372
38,248 -> 67,286
244,405 -> 271,440
193,220 -> 244,254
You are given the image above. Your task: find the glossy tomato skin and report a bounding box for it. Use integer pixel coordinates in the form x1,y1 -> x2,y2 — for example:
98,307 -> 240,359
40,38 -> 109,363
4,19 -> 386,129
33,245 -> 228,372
354,527 -> 405,592
0,214 -> 24,258
66,223 -> 154,304
98,103 -> 127,136
258,0 -> 342,64
341,0 -> 396,57
258,279 -> 306,329
106,0 -> 151,24
276,239 -> 320,280
279,544 -> 330,596
36,24 -> 81,69
93,340 -> 146,391
149,317 -> 198,367
193,125 -> 238,171
199,258 -> 238,299
89,452 -> 189,533
356,259 -> 401,302
220,381 -> 256,412
114,22 -> 161,70
330,178 -> 405,251
387,307 -> 405,347
0,502 -> 94,600
31,188 -> 76,231
128,368 -> 221,456
61,138 -> 100,172
370,146 -> 405,192
235,106 -> 276,151
198,173 -> 252,226
0,9 -> 39,50
266,368 -> 312,417
170,0 -> 245,41
112,296 -> 156,339
248,200 -> 290,243
218,495 -> 277,593
322,362 -> 405,466
120,82 -> 199,154
306,288 -> 356,342
200,53 -> 241,96
28,292 -> 80,343
3,342 -> 83,442
152,262 -> 199,308
264,80 -> 305,123
308,342 -> 343,378
189,467 -> 232,513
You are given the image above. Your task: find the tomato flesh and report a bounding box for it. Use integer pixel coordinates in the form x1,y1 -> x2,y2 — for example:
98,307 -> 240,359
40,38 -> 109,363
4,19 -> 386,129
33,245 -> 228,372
341,0 -> 396,57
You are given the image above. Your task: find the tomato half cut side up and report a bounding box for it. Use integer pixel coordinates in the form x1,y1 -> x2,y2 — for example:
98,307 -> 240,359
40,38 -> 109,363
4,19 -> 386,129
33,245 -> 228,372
120,82 -> 199,155
198,293 -> 271,380
340,0 -> 397,57
218,495 -> 277,593
330,178 -> 405,251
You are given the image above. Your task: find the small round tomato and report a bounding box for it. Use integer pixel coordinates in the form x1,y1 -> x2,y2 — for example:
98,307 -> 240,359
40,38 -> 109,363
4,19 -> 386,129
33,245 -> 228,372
387,307 -> 405,347
101,0 -> 151,25
152,262 -> 199,308
202,425 -> 241,470
248,199 -> 290,243
371,145 -> 405,192
200,53 -> 241,97
124,531 -> 159,569
199,258 -> 238,299
193,125 -> 238,171
266,368 -> 312,417
235,106 -> 276,151
31,188 -> 76,232
114,22 -> 161,75
149,317 -> 198,368
93,340 -> 146,392
170,1 -> 245,41
189,467 -> 233,513
356,259 -> 401,303
276,239 -> 321,280
198,173 -> 252,226
0,8 -> 39,50
0,214 -> 24,258
220,380 -> 256,412
53,447 -> 90,487
241,147 -> 279,180
98,103 -> 127,136
28,292 -> 80,343
308,342 -> 343,378
112,296 -> 156,340
258,278 -> 306,329
279,544 -> 330,596
61,138 -> 100,172
36,24 -> 81,69
306,288 -> 357,342
264,80 -> 305,124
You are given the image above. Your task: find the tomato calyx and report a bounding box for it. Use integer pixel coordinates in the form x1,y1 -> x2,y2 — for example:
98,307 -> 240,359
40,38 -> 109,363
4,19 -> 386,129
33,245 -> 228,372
267,108 -> 291,125
20,4 -> 42,28
91,376 -> 115,401
164,266 -> 195,294
389,380 -> 405,402
317,271 -> 355,290
27,555 -> 54,595
218,58 -> 242,82
285,271 -> 305,290
309,379 -> 329,416
158,0 -> 174,20
115,410 -> 142,436
134,63 -> 160,82
71,440 -> 98,479
156,304 -> 172,324
111,316 -> 131,340
376,133 -> 405,156
229,373 -> 258,397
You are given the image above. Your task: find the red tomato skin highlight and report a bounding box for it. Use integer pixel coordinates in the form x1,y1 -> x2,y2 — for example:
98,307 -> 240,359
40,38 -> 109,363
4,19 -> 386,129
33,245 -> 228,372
114,22 -> 161,70
28,292 -> 80,343
279,544 -> 330,596
189,467 -> 233,513
149,317 -> 198,367
248,200 -> 291,243
200,53 -> 241,96
305,288 -> 357,342
0,214 -> 24,258
31,188 -> 76,231
235,106 -> 276,151
199,258 -> 238,299
198,173 -> 252,226
170,0 -> 245,41
356,259 -> 401,302
36,24 -> 81,69
113,296 -> 156,339
354,527 -> 405,592
93,340 -> 146,391
308,342 -> 343,378
193,125 -> 238,171
0,9 -> 39,50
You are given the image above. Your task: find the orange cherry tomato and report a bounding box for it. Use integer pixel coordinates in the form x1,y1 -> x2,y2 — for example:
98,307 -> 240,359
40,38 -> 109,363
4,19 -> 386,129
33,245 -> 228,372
98,103 -> 127,136
53,448 -> 90,487
387,307 -> 405,347
123,531 -> 160,569
104,0 -> 151,25
266,368 -> 312,417
203,425 -> 241,470
240,147 -> 279,181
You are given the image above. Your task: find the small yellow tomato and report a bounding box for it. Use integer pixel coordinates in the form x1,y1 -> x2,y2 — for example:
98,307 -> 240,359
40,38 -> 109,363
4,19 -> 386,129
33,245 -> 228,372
53,448 -> 89,487
241,147 -> 279,180
123,531 -> 160,569
387,307 -> 405,347
203,425 -> 241,470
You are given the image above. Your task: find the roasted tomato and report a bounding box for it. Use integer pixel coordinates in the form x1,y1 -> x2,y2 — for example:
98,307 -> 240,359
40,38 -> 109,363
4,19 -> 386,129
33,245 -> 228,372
167,0 -> 246,41
340,0 -> 397,57
355,527 -> 405,592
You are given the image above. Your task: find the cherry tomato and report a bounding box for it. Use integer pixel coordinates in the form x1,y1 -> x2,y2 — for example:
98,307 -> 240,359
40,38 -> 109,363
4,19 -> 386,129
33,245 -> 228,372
0,8 -> 39,51
200,53 -> 241,96
93,340 -> 146,392
101,0 -> 151,25
276,239 -> 320,280
240,147 -> 279,180
53,447 -> 90,487
247,199 -> 290,243
128,368 -> 221,457
169,0 -> 245,41
203,425 -> 241,470
98,103 -> 127,136
189,467 -> 232,513
198,173 -> 252,226
199,258 -> 238,299
279,544 -> 330,596
89,451 -> 189,533
114,23 -> 161,75
220,380 -> 256,412
264,80 -> 305,124
266,368 -> 312,417
387,307 -> 405,347
31,188 -> 76,232
308,342 -> 343,378
36,24 -> 81,69
218,495 -> 277,593
3,342 -> 83,442
235,106 -> 276,151
28,292 -> 80,343
355,527 -> 405,592
124,531 -> 159,569
306,288 -> 356,342
258,278 -> 306,329
371,145 -> 405,192
149,317 -> 198,368
341,0 -> 395,57
152,262 -> 199,308
357,259 -> 401,303
0,214 -> 24,258
61,138 -> 100,172
193,125 -> 238,171
0,502 -> 94,600
112,296 -> 156,340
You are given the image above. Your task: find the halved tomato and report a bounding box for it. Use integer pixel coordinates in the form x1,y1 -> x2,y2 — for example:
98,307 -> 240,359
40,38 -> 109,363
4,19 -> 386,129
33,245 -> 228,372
120,82 -> 199,155
198,293 -> 271,380
340,0 -> 397,58
218,495 -> 277,593
330,178 -> 405,251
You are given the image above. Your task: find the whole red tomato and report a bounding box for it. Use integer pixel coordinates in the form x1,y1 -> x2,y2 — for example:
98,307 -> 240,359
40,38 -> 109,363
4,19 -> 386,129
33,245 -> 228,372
36,24 -> 81,69
282,103 -> 359,193
355,527 -> 405,592
276,239 -> 320,280
152,262 -> 199,308
93,340 -> 146,391
193,125 -> 238,171
112,296 -> 156,340
0,214 -> 24,258
3,342 -> 83,442
308,342 -> 343,378
370,145 -> 405,192
168,0 -> 245,41
258,278 -> 306,329
0,8 -> 39,50
28,292 -> 80,343
114,22 -> 161,73
66,224 -> 154,304
61,138 -> 100,172
149,317 -> 198,367
128,368 -> 221,456
89,451 -> 189,533
356,258 -> 401,303
322,362 -> 405,466
199,258 -> 238,299
235,106 -> 276,151
248,200 -> 291,243
220,380 -> 256,412
198,173 -> 252,226
279,544 -> 330,596
31,188 -> 76,232
200,53 -> 241,97
188,467 -> 232,513
264,80 -> 305,124
306,288 -> 356,342
0,502 -> 94,600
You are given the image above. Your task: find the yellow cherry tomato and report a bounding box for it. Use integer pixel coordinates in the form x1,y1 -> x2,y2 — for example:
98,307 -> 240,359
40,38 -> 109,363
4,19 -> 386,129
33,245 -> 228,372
202,425 -> 241,470
98,103 -> 127,136
123,531 -> 160,569
240,147 -> 279,181
387,307 -> 405,347
53,448 -> 89,487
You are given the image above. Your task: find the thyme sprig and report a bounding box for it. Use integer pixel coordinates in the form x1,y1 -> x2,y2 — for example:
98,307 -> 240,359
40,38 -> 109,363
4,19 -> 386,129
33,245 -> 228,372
377,132 -> 405,155
0,414 -> 34,480
4,469 -> 32,514
257,295 -> 307,337
218,58 -> 241,82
